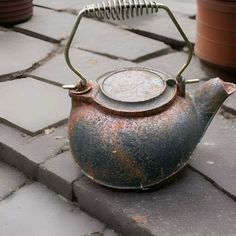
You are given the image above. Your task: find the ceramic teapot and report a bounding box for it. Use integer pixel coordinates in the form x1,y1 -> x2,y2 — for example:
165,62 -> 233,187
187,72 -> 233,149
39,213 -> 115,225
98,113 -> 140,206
63,1 -> 236,189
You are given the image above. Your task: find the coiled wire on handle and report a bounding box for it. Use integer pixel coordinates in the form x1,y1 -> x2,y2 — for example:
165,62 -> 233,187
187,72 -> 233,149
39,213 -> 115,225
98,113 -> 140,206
64,0 -> 193,89
85,0 -> 159,20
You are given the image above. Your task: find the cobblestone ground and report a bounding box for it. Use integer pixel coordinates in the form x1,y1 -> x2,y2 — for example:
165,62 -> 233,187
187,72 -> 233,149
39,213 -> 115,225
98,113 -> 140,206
0,0 -> 236,235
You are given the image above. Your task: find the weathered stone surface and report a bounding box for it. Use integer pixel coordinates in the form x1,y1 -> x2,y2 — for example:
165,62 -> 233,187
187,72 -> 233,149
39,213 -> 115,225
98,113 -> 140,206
222,93 -> 236,115
140,51 -> 220,82
31,49 -> 135,86
15,7 -> 76,42
34,0 -> 105,11
0,182 -> 106,236
0,123 -> 67,178
72,18 -> 170,61
0,78 -> 70,135
0,162 -> 27,200
158,0 -> 196,17
74,169 -> 236,236
39,151 -> 82,200
190,113 -> 236,198
33,0 -> 83,10
110,11 -> 196,45
0,30 -> 54,76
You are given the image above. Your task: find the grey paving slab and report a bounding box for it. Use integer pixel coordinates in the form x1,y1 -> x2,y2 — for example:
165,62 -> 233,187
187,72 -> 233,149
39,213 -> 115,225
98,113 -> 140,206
190,113 -> 236,198
0,182 -> 107,236
31,48 -> 135,86
157,0 -> 196,17
74,169 -> 236,236
34,0 -> 104,11
72,18 -> 170,61
15,7 -> 76,42
33,0 -> 83,10
39,151 -> 82,200
0,78 -> 70,135
110,11 -> 196,45
0,123 -> 67,178
0,162 -> 27,200
222,93 -> 236,115
140,51 -> 223,82
0,30 -> 54,77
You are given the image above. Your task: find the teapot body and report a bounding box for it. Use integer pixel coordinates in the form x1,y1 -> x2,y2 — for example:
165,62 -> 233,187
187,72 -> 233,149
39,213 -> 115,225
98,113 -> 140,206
63,1 -> 236,190
68,93 -> 200,189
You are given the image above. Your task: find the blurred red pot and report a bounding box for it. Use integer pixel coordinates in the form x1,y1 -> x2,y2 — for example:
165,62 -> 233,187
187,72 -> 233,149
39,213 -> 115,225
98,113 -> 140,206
0,0 -> 33,26
195,0 -> 236,70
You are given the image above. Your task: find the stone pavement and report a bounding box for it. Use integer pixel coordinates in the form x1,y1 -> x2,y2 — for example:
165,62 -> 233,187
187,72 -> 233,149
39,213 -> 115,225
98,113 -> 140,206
0,161 -> 118,236
0,1 -> 236,235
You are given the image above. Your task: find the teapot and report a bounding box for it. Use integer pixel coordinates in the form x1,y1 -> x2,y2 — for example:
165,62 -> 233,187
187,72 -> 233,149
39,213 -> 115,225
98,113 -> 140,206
63,1 -> 236,189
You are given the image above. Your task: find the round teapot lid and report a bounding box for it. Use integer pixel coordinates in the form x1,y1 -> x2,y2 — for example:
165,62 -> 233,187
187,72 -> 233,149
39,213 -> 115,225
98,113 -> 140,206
101,68 -> 166,103
95,67 -> 177,115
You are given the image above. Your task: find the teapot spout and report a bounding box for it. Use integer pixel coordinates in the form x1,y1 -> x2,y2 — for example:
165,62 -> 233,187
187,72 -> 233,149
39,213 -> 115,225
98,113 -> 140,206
193,78 -> 236,130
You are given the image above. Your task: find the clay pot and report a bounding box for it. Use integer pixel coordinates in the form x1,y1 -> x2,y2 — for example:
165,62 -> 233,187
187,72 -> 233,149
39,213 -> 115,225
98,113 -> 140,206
195,0 -> 236,70
0,0 -> 33,26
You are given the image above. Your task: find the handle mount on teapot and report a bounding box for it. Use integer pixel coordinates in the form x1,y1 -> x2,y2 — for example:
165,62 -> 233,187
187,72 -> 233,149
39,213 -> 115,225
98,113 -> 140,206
64,0 -> 194,92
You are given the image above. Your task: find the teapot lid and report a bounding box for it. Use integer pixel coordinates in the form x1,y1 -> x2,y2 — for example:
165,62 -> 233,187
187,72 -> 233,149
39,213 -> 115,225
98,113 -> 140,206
94,67 -> 177,115
101,68 -> 167,103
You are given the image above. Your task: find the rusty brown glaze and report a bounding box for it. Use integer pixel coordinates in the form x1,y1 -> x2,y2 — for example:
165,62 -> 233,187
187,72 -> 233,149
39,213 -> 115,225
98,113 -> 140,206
68,73 -> 236,189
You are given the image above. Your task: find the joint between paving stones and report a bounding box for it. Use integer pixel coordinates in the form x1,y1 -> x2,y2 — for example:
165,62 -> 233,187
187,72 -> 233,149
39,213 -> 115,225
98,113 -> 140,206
129,28 -> 192,50
219,110 -> 236,119
77,46 -> 172,64
0,180 -> 32,202
25,45 -> 64,74
189,165 -> 236,202
0,42 -> 62,83
33,4 -> 78,16
221,106 -> 236,116
12,27 -> 60,44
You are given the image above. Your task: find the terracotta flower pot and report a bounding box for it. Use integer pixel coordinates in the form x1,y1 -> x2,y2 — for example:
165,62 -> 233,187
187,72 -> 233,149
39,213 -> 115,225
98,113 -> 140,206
195,0 -> 236,70
0,0 -> 33,26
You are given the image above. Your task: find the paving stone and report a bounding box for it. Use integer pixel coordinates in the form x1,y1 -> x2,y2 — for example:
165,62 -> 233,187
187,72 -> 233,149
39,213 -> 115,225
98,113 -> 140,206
222,93 -> 236,115
0,162 -> 27,200
34,0 -> 105,11
0,78 -> 70,135
74,169 -> 236,236
110,11 -> 196,45
0,30 -> 54,77
72,18 -> 170,61
34,0 -> 83,10
157,0 -> 196,17
39,151 -> 82,200
31,48 -> 135,86
140,51 -> 225,82
0,182 -> 107,236
190,113 -> 236,198
0,123 -> 67,178
15,7 -> 76,42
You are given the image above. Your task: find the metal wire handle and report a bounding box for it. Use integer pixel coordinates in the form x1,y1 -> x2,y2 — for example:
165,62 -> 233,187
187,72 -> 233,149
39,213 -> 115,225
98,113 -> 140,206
64,0 -> 193,87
